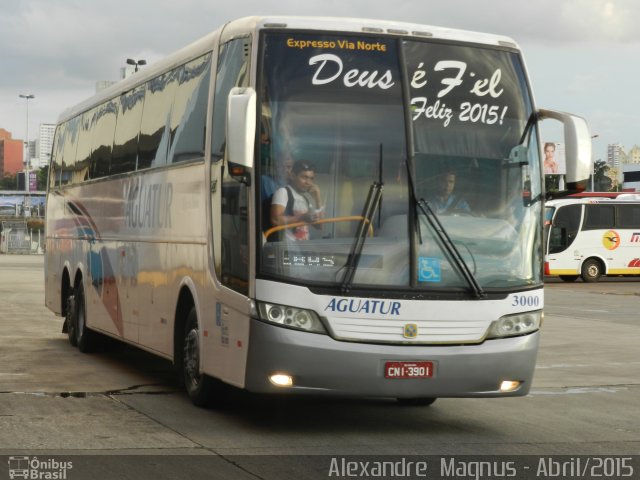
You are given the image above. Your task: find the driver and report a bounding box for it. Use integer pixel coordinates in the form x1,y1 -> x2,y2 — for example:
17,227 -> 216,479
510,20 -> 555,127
427,169 -> 471,215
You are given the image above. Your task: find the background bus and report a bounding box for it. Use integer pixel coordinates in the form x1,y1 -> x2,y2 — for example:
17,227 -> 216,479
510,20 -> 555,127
45,16 -> 591,407
545,197 -> 640,282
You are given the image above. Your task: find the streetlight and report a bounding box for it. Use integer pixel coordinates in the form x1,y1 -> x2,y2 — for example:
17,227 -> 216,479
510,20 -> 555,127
591,134 -> 599,191
19,94 -> 35,193
126,58 -> 147,73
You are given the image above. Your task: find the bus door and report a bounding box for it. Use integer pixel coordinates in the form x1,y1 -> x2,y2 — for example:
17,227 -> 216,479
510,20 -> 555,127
206,36 -> 253,387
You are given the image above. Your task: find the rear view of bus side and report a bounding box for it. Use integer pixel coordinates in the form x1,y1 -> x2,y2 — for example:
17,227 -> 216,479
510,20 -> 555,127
45,16 -> 592,407
545,197 -> 640,282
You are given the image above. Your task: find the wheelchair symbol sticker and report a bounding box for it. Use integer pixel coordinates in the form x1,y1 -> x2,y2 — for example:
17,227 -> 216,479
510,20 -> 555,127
419,257 -> 441,282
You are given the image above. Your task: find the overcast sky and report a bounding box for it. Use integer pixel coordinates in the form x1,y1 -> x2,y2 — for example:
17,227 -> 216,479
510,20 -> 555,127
1,0 -> 638,162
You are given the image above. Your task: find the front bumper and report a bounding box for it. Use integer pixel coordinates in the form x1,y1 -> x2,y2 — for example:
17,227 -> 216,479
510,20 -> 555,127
245,318 -> 539,399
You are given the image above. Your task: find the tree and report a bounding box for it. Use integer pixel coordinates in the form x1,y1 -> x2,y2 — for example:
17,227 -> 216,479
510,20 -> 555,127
0,174 -> 17,190
593,160 -> 612,191
36,166 -> 49,191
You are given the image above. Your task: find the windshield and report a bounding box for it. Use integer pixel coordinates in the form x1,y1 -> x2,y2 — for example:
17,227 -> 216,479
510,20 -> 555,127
257,32 -> 542,292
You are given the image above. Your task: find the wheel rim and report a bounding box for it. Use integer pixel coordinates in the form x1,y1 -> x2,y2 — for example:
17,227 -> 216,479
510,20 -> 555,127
587,264 -> 599,278
184,329 -> 201,387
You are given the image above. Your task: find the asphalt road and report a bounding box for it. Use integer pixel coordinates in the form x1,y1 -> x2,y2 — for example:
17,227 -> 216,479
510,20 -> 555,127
0,255 -> 638,479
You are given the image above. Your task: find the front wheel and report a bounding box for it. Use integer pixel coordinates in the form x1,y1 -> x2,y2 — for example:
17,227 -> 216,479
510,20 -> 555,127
183,308 -> 219,407
581,258 -> 603,283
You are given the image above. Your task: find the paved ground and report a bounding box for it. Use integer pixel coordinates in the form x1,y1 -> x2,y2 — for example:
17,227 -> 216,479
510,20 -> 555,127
0,255 -> 638,479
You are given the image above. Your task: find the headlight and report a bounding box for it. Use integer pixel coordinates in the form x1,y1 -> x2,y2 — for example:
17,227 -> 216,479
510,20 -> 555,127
257,302 -> 326,334
487,310 -> 541,339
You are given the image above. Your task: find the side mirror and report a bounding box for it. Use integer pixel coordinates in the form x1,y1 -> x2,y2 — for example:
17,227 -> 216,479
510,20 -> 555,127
538,109 -> 592,193
226,87 -> 256,182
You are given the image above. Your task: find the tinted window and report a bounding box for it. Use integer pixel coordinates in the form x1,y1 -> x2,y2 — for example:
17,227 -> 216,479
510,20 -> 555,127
74,109 -> 95,183
170,54 -> 212,163
138,68 -> 180,169
60,117 -> 80,186
89,101 -> 118,179
583,205 -> 614,230
549,204 -> 581,253
111,86 -> 145,174
50,124 -> 65,188
211,39 -> 250,160
617,204 -> 640,229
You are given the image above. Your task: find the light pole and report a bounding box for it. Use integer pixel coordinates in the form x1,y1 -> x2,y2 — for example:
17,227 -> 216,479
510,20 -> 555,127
126,58 -> 147,73
591,134 -> 599,191
19,94 -> 35,193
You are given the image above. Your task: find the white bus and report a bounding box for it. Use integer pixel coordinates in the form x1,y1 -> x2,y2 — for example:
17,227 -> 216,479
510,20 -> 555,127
545,196 -> 640,282
45,16 -> 591,406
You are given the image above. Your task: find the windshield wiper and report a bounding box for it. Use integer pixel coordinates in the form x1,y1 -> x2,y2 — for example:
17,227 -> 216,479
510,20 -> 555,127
403,141 -> 485,298
339,147 -> 384,294
416,199 -> 487,299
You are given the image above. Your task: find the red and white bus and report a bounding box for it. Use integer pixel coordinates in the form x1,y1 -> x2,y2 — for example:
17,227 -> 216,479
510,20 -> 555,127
545,196 -> 640,281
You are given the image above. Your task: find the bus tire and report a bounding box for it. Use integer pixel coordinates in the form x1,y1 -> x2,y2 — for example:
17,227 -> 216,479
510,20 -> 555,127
396,397 -> 437,406
65,294 -> 78,347
183,307 -> 217,407
559,275 -> 579,282
73,283 -> 99,353
581,258 -> 603,283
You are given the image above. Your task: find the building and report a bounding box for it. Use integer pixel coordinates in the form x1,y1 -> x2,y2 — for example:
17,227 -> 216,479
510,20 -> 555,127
0,129 -> 24,177
626,145 -> 640,165
607,143 -> 626,169
622,164 -> 640,192
36,123 -> 55,169
96,80 -> 117,92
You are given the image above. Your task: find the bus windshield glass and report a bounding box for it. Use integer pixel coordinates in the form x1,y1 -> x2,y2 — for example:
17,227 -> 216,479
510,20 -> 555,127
258,32 -> 542,291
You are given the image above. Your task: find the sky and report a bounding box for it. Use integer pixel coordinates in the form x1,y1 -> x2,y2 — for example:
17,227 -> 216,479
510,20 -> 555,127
1,0 -> 639,163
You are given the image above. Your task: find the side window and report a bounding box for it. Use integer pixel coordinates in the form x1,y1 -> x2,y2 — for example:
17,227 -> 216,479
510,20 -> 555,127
138,69 -> 180,170
617,204 -> 640,229
214,37 -> 251,294
583,205 -> 615,230
170,54 -> 212,163
549,204 -> 581,254
75,109 -> 95,183
60,117 -> 80,186
49,124 -> 65,189
89,101 -> 118,179
111,86 -> 145,175
211,38 -> 250,161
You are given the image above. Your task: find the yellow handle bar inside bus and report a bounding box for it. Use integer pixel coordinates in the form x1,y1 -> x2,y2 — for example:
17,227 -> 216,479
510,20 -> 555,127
263,215 -> 374,242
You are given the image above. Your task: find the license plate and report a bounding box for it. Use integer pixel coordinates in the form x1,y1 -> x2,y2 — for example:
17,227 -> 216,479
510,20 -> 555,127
384,361 -> 434,379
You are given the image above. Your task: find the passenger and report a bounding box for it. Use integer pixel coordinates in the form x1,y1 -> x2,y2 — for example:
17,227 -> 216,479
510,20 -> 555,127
270,161 -> 323,241
261,154 -> 293,200
427,169 -> 471,215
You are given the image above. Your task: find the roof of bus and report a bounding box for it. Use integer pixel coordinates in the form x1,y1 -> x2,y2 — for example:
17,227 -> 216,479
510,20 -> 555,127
56,16 -> 520,124
546,194 -> 640,207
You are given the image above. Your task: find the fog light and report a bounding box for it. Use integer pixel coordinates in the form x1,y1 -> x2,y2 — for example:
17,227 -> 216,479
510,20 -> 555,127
269,373 -> 293,387
500,380 -> 521,392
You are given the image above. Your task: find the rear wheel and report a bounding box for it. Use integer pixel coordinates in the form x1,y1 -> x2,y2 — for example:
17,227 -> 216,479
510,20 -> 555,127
72,283 -> 99,353
65,294 -> 78,347
581,258 -> 603,283
183,307 -> 218,407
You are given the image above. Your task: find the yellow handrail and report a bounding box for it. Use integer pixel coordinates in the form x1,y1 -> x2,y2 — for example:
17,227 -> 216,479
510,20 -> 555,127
263,215 -> 374,241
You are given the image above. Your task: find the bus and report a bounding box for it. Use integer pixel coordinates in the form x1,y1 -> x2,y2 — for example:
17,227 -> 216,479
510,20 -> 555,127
545,197 -> 640,282
45,16 -> 591,406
